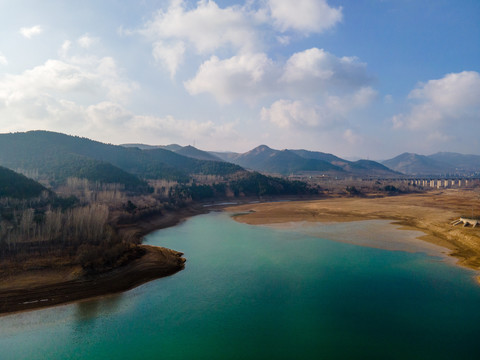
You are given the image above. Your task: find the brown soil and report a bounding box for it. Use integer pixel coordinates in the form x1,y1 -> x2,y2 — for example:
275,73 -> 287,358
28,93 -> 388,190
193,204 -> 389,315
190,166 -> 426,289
0,206 -> 206,316
0,245 -> 185,315
227,189 -> 480,270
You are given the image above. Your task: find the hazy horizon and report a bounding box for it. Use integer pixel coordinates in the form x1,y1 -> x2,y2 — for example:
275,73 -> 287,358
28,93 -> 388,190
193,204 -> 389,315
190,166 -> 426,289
1,0 -> 479,158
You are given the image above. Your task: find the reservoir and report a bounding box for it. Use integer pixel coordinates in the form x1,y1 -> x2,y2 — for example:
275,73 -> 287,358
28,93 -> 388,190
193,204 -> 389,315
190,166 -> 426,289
1,211 -> 480,359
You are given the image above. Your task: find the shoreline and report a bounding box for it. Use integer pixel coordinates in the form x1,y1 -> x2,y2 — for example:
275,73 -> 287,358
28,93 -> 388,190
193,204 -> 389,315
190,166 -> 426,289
0,205 -> 206,316
3,190 -> 479,315
226,189 -> 480,275
0,245 -> 185,316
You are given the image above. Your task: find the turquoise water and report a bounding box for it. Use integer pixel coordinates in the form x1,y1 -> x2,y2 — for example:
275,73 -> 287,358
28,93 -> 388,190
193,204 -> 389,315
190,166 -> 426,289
1,211 -> 480,359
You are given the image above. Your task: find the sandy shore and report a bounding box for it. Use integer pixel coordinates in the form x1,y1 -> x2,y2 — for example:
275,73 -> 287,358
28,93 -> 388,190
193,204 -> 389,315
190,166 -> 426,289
227,189 -> 480,271
0,206 -> 205,316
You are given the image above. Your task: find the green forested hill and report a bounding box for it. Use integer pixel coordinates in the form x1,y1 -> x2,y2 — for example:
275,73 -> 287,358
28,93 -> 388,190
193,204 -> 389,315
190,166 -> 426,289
173,171 -> 318,201
165,145 -> 223,161
381,153 -> 451,175
0,166 -> 48,199
0,142 -> 148,191
0,131 -> 243,183
224,145 -> 343,175
260,150 -> 342,175
212,145 -> 399,177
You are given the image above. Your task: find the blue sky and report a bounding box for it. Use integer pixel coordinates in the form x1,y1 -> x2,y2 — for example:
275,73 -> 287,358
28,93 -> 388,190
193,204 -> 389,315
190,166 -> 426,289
0,0 -> 479,159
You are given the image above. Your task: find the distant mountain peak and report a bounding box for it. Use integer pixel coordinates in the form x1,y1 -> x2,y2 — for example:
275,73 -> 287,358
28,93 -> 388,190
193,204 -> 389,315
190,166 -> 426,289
250,144 -> 273,153
382,152 -> 451,175
219,145 -> 398,177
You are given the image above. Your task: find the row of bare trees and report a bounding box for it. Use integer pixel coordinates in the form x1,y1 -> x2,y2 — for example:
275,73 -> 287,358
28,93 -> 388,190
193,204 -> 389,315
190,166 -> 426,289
56,177 -> 126,205
0,204 -> 111,257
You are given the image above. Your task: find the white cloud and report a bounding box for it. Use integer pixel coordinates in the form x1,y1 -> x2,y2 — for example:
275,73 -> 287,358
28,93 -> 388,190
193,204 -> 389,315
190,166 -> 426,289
0,88 -> 236,146
184,53 -> 275,103
132,114 -> 224,140
0,54 -> 7,66
261,99 -> 333,129
392,71 -> 480,130
87,104 -> 239,145
78,34 -> 99,49
351,86 -> 377,107
185,48 -> 373,104
0,48 -> 140,139
19,25 -> 43,39
0,47 -> 236,146
140,0 -> 258,56
152,41 -> 186,78
136,1 -> 346,79
409,71 -> 480,105
0,60 -> 96,103
267,0 -> 342,33
281,48 -> 371,93
0,56 -> 136,105
261,87 -> 375,130
86,101 -> 133,128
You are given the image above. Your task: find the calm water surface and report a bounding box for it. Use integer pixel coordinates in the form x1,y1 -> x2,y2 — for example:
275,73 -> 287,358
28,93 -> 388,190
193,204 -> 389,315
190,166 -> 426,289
1,212 -> 480,359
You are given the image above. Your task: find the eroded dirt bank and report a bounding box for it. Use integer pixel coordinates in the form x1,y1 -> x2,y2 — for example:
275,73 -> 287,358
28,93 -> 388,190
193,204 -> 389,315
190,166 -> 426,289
0,206 -> 206,316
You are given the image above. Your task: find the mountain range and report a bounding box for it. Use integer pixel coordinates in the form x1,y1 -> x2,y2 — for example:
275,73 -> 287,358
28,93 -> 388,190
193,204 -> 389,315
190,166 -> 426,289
0,132 -> 317,200
126,142 -> 480,177
0,131 -> 242,189
124,143 -> 400,177
209,145 -> 398,177
1,131 -> 479,187
382,152 -> 480,176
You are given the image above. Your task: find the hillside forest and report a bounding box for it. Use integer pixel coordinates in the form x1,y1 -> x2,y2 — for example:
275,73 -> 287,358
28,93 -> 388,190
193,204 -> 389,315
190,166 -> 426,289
2,130 -> 452,274
0,131 -> 321,272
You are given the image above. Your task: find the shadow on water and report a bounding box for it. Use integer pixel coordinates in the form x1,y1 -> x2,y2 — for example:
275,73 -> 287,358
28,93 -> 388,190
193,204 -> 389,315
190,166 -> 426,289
73,293 -> 124,332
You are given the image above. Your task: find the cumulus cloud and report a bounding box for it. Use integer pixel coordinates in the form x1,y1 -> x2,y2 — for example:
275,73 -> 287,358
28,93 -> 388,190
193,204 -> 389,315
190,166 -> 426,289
19,25 -> 43,39
261,87 -> 376,130
135,0 -> 345,79
0,88 -> 235,146
184,53 -> 275,103
185,48 -> 372,104
0,44 -> 141,139
350,86 -> 378,107
261,99 -> 333,129
0,43 -> 237,146
0,56 -> 136,105
0,60 -> 96,103
152,41 -> 186,78
281,48 -> 371,92
140,0 -> 258,55
84,103 -> 239,145
392,71 -> 480,131
267,0 -> 342,33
